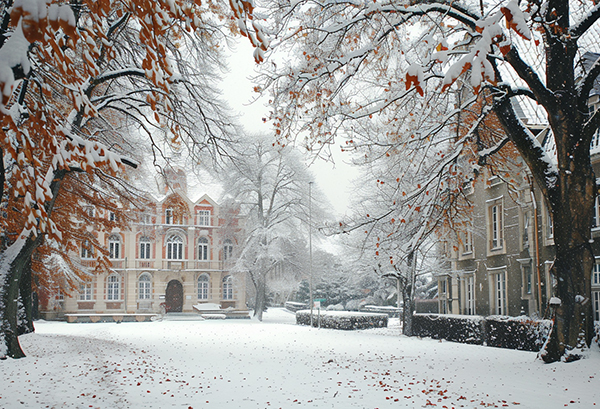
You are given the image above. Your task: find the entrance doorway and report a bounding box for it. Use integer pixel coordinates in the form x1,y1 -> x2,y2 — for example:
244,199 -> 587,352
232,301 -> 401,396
165,280 -> 183,312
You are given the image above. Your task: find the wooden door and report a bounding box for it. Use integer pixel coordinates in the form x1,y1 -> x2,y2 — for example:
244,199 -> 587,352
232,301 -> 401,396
165,280 -> 183,312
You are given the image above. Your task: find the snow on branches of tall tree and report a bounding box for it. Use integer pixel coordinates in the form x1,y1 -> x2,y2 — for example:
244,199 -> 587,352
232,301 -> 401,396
253,0 -> 600,362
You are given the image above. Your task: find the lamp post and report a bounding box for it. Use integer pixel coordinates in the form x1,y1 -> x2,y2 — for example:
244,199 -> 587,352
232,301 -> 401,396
309,181 -> 314,327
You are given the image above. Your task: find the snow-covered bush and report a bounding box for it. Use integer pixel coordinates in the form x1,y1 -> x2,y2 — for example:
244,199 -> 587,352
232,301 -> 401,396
360,305 -> 401,318
296,310 -> 388,330
326,304 -> 344,311
413,314 -> 484,345
413,314 -> 554,352
485,316 -> 552,351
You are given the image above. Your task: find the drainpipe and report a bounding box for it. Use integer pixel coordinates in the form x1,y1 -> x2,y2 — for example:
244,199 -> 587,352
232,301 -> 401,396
530,187 -> 543,315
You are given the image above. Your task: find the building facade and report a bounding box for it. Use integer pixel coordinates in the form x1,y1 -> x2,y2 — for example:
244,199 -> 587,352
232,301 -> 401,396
441,59 -> 600,321
39,187 -> 247,320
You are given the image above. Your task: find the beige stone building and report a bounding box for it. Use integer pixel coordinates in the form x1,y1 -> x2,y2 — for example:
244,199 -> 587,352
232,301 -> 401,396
40,177 -> 248,321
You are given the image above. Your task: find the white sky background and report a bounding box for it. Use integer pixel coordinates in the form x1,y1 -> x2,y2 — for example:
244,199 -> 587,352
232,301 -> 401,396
219,39 -> 360,218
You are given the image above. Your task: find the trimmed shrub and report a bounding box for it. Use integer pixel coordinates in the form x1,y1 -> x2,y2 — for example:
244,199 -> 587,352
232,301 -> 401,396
296,310 -> 388,330
485,316 -> 552,351
413,313 -> 554,352
413,314 -> 484,345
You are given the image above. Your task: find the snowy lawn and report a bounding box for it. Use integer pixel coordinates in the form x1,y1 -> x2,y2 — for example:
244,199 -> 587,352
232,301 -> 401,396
1,308 -> 598,409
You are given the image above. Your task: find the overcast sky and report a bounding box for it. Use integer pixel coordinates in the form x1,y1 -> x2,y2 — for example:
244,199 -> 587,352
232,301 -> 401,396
219,39 -> 359,218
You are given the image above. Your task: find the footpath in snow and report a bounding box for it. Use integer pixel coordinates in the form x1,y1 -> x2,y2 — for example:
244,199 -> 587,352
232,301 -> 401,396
1,308 -> 598,408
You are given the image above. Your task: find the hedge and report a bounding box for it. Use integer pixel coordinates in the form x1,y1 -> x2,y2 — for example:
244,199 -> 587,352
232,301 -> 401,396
296,310 -> 388,330
413,314 -> 553,352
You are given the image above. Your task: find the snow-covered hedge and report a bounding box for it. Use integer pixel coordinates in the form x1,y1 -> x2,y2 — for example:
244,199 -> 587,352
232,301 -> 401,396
413,314 -> 484,345
296,310 -> 388,330
485,316 -> 551,351
413,314 -> 553,352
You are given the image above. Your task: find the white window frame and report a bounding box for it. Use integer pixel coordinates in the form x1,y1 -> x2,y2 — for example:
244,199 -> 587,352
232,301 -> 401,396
108,235 -> 121,259
197,210 -> 211,226
166,235 -> 184,260
107,274 -> 121,301
79,282 -> 93,301
466,275 -> 475,315
223,239 -> 233,261
594,196 -> 600,229
109,211 -> 117,222
198,274 -> 210,300
492,271 -> 507,315
594,291 -> 600,322
165,208 -> 173,225
139,237 -> 151,259
462,230 -> 473,254
223,275 -> 233,300
489,201 -> 503,250
81,239 -> 94,259
593,263 -> 600,287
198,237 -> 209,261
522,210 -> 530,248
138,273 -> 152,300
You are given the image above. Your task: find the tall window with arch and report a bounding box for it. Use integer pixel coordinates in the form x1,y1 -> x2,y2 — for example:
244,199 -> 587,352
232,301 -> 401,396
223,239 -> 233,261
139,236 -> 151,259
108,234 -> 121,259
198,274 -> 210,300
107,274 -> 121,300
198,237 -> 209,261
222,275 -> 233,300
166,235 -> 184,260
138,273 -> 152,300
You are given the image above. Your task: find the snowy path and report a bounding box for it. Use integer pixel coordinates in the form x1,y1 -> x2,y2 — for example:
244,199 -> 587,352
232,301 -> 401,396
1,309 -> 598,408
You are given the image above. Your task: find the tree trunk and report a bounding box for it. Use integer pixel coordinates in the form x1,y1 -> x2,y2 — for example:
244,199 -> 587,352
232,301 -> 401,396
252,274 -> 267,322
402,250 -> 417,336
18,255 -> 35,336
0,170 -> 66,358
0,234 -> 38,358
540,167 -> 595,362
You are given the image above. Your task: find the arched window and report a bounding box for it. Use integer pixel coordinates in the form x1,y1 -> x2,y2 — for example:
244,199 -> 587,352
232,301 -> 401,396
138,273 -> 152,300
222,275 -> 233,300
139,236 -> 151,259
166,235 -> 184,260
107,274 -> 121,300
108,234 -> 121,259
198,274 -> 210,300
198,237 -> 209,261
223,239 -> 233,261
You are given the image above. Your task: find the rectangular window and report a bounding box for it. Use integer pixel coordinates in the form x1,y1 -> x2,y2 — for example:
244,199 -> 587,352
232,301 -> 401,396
198,210 -> 211,226
466,275 -> 474,315
107,276 -> 120,301
593,263 -> 600,286
488,201 -> 503,250
109,211 -> 117,222
594,291 -> 600,322
594,197 -> 600,228
109,241 -> 120,259
494,272 -> 507,315
547,212 -> 554,239
81,240 -> 93,259
522,211 -> 530,247
79,283 -> 92,301
463,230 -> 473,254
165,209 -> 173,224
140,241 -> 150,259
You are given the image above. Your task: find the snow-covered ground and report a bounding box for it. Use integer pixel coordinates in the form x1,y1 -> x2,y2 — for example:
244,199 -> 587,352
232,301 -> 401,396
1,308 -> 598,408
